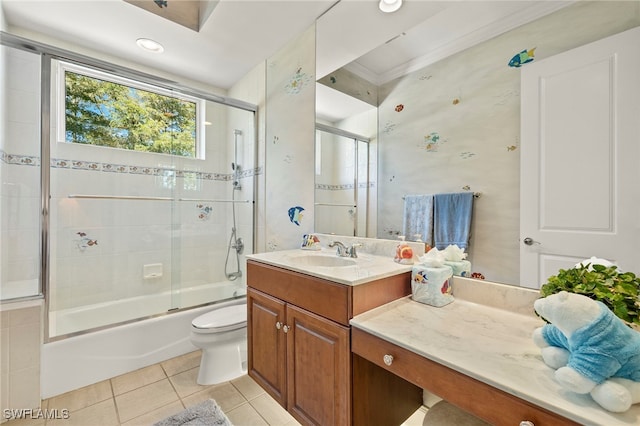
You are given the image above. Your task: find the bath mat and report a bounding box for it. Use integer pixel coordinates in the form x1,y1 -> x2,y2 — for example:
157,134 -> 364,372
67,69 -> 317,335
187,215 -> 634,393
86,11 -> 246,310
154,399 -> 232,426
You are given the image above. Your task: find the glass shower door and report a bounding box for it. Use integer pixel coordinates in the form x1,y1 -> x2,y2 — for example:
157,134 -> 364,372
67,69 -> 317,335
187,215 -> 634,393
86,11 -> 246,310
0,45 -> 42,301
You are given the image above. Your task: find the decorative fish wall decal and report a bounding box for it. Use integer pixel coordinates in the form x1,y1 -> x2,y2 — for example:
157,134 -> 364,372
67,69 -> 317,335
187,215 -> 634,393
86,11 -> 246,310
508,48 -> 536,68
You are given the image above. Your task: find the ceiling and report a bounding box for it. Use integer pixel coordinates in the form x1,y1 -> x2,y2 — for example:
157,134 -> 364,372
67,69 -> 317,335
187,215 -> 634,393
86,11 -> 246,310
315,0 -> 571,121
1,0 -> 337,89
2,0 -> 571,121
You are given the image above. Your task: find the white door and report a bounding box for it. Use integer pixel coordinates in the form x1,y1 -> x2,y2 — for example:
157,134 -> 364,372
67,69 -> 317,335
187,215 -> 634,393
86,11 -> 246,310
520,27 -> 640,289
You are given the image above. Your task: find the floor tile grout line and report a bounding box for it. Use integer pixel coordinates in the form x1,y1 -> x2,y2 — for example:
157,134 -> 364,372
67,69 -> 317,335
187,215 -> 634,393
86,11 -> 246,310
165,368 -> 187,413
245,398 -> 279,426
107,377 -> 124,426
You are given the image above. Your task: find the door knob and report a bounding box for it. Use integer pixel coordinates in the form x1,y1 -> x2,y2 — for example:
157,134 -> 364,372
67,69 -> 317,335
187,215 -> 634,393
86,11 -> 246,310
523,237 -> 540,246
282,325 -> 290,333
275,321 -> 282,330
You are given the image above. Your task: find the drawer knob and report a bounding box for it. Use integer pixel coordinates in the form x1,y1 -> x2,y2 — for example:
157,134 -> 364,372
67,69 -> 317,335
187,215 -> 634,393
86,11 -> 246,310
519,422 -> 535,426
383,354 -> 394,366
275,321 -> 282,330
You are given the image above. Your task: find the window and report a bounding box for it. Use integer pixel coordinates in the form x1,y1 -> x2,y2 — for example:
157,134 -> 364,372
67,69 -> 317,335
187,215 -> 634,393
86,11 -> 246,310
57,61 -> 204,158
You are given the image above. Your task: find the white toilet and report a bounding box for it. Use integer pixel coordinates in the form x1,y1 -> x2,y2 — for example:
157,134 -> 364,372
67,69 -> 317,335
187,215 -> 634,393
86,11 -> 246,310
190,301 -> 248,385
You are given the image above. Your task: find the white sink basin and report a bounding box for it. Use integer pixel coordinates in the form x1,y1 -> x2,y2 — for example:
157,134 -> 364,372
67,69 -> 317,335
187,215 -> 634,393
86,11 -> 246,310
287,254 -> 357,267
248,247 -> 415,286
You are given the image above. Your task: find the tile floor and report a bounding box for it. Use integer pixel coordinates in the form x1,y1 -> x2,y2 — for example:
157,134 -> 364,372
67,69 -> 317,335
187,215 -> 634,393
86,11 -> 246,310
6,350 -> 428,426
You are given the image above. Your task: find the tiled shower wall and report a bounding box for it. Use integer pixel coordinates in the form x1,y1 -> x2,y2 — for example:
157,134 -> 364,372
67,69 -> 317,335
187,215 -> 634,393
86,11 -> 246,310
47,90 -> 255,313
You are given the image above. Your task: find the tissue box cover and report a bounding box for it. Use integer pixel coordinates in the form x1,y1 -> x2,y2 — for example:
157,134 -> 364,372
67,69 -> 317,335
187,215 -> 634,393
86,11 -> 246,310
411,265 -> 454,307
443,260 -> 471,277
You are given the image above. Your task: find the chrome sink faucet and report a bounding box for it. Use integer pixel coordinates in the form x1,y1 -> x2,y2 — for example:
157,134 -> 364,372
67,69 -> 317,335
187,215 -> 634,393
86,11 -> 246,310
329,241 -> 362,258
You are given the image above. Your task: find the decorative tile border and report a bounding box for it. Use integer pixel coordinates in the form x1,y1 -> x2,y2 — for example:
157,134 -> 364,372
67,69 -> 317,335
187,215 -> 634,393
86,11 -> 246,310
315,182 -> 375,191
1,150 -> 40,166
1,148 -> 263,182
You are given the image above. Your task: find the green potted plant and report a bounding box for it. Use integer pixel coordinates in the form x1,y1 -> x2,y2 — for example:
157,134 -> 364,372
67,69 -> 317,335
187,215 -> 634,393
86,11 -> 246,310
540,263 -> 640,329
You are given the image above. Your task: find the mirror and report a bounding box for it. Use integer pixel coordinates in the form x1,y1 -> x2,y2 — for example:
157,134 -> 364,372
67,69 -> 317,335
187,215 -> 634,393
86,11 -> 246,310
315,81 -> 376,237
316,1 -> 640,286
314,123 -> 370,237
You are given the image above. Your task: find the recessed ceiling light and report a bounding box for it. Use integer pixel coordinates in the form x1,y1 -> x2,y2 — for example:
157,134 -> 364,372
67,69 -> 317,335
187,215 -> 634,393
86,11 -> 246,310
379,0 -> 403,13
136,38 -> 164,53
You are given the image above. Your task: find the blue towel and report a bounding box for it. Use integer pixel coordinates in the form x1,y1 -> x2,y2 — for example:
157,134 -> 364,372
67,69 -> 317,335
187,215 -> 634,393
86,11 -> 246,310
402,194 -> 434,246
433,192 -> 474,250
542,302 -> 640,384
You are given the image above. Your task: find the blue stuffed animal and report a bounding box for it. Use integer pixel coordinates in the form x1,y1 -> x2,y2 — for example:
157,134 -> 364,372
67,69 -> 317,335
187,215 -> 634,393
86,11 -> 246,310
533,291 -> 640,412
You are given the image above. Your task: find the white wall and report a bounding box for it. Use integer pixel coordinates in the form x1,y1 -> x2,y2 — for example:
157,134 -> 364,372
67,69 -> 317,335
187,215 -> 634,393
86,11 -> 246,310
264,25 -> 316,251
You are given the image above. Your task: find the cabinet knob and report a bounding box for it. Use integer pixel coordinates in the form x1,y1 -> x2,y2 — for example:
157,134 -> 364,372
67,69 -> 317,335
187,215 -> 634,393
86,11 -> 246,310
519,421 -> 535,426
275,321 -> 282,330
283,325 -> 290,333
383,354 -> 394,366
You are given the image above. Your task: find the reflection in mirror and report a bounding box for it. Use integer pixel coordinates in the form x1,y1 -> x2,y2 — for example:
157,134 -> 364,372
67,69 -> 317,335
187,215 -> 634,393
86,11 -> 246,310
316,1 -> 640,286
315,80 -> 377,237
314,124 -> 369,237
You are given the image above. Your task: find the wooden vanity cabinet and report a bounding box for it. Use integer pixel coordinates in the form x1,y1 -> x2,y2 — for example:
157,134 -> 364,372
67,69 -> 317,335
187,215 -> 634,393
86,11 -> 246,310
246,288 -> 286,405
246,259 -> 413,426
352,328 -> 581,426
247,287 -> 350,425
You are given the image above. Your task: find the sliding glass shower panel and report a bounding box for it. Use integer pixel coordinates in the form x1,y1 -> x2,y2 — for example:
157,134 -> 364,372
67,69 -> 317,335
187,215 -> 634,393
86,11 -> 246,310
169,101 -> 254,309
47,64 -> 255,338
0,46 -> 42,301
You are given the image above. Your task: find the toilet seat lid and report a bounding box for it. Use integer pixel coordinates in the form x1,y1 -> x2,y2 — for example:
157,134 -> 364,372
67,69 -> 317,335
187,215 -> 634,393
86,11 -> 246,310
192,304 -> 247,332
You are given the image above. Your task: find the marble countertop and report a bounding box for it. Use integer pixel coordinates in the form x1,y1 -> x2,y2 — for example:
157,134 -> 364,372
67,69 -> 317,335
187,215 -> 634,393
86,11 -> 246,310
350,295 -> 640,425
246,248 -> 413,286
246,234 -> 426,286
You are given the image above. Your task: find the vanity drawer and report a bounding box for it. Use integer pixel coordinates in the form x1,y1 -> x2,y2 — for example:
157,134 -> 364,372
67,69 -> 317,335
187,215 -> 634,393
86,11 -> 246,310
247,260 -> 350,325
351,328 -> 580,426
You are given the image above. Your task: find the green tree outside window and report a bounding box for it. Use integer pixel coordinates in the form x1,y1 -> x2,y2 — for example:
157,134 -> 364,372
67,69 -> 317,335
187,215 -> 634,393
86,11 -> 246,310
64,70 -> 198,157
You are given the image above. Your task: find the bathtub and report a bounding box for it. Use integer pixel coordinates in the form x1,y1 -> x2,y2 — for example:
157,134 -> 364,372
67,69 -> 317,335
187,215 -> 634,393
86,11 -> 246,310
42,281 -> 247,398
49,280 -> 245,337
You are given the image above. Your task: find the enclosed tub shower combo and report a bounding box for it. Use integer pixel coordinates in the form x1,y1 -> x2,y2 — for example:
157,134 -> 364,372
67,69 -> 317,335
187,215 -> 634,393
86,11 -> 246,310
1,35 -> 256,397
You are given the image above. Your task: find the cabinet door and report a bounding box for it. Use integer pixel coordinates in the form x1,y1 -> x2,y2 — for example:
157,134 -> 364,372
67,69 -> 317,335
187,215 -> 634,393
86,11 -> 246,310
247,288 -> 287,405
286,304 -> 350,426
